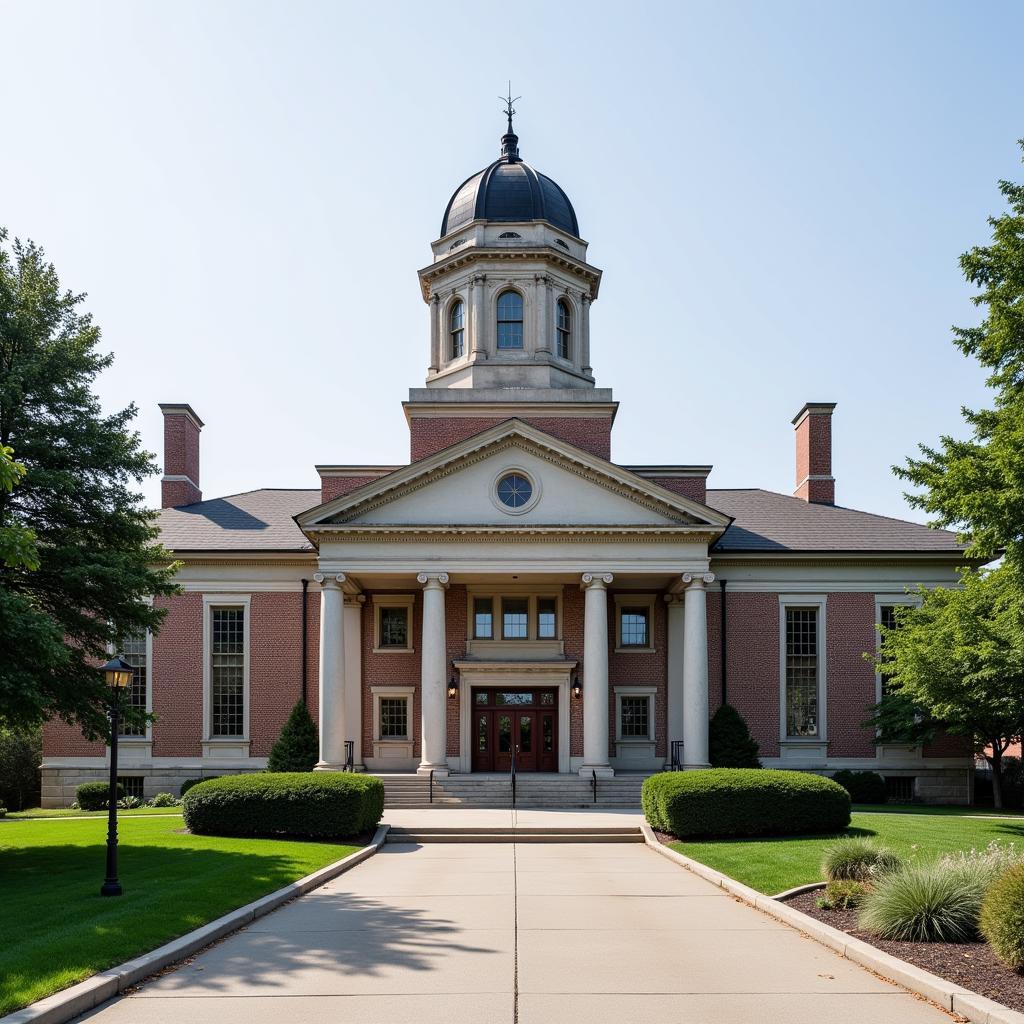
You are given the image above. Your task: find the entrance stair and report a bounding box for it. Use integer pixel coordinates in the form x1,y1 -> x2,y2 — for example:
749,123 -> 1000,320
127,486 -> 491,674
384,824 -> 644,844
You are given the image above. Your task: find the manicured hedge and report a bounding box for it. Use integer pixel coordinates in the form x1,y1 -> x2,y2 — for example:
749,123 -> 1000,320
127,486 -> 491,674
182,772 -> 384,839
642,768 -> 851,838
76,781 -> 124,811
180,776 -> 218,797
831,769 -> 887,805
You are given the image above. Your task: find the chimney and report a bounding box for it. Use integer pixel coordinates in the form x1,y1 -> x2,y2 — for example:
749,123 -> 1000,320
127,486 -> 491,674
792,402 -> 836,504
159,403 -> 204,508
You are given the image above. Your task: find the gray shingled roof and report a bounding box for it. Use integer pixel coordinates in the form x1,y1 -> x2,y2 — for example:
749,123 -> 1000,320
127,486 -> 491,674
157,489 -> 318,552
708,489 -> 964,554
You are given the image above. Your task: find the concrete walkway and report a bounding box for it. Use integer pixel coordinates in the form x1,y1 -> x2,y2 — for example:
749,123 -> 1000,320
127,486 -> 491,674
78,834 -> 952,1024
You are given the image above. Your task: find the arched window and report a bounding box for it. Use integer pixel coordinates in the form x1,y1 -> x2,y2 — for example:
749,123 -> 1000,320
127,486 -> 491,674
556,299 -> 571,360
496,290 -> 524,349
449,300 -> 465,359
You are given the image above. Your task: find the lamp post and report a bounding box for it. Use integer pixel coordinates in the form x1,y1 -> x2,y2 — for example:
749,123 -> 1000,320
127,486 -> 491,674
100,656 -> 134,897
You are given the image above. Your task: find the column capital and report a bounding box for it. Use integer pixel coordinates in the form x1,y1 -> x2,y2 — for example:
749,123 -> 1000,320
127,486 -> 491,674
417,571 -> 450,588
313,572 -> 347,588
664,593 -> 686,606
343,594 -> 366,607
581,572 -> 614,589
682,572 -> 715,588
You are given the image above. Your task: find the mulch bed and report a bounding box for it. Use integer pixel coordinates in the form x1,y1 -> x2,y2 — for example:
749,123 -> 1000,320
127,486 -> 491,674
783,890 -> 1024,1013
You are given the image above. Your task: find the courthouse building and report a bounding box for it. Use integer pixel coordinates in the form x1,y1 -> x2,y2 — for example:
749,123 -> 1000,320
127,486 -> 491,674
42,118 -> 972,805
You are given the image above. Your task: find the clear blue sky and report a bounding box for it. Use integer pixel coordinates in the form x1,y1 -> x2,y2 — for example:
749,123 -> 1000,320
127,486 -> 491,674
2,1 -> 1021,520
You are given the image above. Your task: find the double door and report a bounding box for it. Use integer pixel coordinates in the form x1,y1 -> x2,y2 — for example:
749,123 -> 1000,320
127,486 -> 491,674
471,689 -> 558,772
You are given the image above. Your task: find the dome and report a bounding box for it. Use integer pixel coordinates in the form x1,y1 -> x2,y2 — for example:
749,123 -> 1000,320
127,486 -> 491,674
440,130 -> 579,238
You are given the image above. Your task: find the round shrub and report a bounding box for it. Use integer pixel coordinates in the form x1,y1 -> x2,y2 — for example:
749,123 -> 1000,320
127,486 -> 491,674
180,776 -> 218,797
76,781 -> 124,811
149,792 -> 178,807
822,837 -> 903,882
642,768 -> 850,839
980,863 -> 1024,969
831,770 -> 887,805
818,879 -> 867,911
182,772 -> 384,839
858,861 -> 992,942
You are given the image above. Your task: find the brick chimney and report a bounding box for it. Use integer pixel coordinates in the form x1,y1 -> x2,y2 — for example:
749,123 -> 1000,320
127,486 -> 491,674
159,403 -> 203,508
792,402 -> 836,504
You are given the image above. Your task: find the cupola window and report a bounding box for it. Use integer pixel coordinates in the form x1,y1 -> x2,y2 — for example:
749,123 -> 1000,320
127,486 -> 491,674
450,300 -> 465,358
556,299 -> 571,360
496,290 -> 524,349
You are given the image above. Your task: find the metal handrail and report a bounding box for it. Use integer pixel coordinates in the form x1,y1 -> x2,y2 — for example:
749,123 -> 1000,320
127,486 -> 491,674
429,768 -> 434,804
591,768 -> 597,804
510,744 -> 518,808
670,740 -> 684,771
344,740 -> 354,772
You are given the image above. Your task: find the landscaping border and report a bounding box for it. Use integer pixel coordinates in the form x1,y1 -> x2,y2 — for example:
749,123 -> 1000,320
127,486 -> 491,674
1,824 -> 390,1024
641,824 -> 1024,1024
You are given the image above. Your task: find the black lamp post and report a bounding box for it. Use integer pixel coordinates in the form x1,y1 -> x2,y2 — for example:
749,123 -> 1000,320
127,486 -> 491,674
100,656 -> 134,897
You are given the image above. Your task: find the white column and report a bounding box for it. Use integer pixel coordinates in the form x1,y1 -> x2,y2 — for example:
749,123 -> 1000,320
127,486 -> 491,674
314,573 -> 347,770
417,571 -> 450,776
580,293 -> 592,374
470,274 -> 487,360
428,295 -> 441,373
682,572 -> 714,769
580,572 -> 614,778
665,594 -> 685,768
344,595 -> 365,770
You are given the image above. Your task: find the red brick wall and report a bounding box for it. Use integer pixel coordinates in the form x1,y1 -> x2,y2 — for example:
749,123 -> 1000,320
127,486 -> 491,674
42,717 -> 105,757
637,476 -> 707,504
409,415 -> 614,461
161,412 -> 201,507
794,412 -> 834,504
320,474 -> 398,504
826,593 -> 878,758
446,585 -> 467,757
923,732 -> 974,757
151,592 -> 204,756
561,584 -> 585,757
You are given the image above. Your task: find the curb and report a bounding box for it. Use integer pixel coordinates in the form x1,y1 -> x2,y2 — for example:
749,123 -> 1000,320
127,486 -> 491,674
771,881 -> 826,900
641,825 -> 1024,1024
1,824 -> 390,1024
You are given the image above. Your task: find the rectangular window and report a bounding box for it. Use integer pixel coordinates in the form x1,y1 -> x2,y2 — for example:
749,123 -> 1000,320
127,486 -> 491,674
379,606 -> 409,649
211,607 -> 245,737
119,632 -> 148,737
474,597 -> 494,639
379,697 -> 409,740
502,597 -> 529,639
620,696 -> 650,738
117,776 -> 144,800
537,597 -> 557,639
785,607 -> 818,737
620,607 -> 649,647
879,604 -> 899,698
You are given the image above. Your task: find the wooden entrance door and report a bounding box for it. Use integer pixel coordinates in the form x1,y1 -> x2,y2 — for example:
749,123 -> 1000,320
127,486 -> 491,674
471,689 -> 558,772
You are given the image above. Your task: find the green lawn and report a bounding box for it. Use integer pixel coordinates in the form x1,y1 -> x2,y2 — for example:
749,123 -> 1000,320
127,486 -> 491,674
6,806 -> 185,819
0,815 -> 361,1016
671,806 -> 1024,895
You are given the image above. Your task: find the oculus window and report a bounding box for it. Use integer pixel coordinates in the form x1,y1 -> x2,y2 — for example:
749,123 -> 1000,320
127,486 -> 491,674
496,472 -> 532,509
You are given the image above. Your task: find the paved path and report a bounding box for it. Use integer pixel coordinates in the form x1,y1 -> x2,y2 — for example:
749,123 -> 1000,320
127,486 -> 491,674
79,837 -> 951,1024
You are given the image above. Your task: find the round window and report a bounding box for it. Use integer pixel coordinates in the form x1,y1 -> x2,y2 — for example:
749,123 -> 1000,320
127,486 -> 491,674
496,472 -> 533,509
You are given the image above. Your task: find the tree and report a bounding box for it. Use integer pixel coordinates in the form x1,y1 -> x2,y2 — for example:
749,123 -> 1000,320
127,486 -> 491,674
0,445 -> 37,569
267,701 -> 320,773
871,567 -> 1024,808
0,725 -> 42,811
0,229 -> 178,738
897,141 -> 1024,572
708,703 -> 762,768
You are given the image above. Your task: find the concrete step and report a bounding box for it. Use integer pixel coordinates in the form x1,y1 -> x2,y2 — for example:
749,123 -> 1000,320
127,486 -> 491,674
385,826 -> 645,844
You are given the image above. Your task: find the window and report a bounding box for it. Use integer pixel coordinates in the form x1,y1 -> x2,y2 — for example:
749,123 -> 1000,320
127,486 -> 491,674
785,607 -> 819,737
878,604 -> 899,699
556,299 -> 571,360
498,231 -> 521,238
496,472 -> 532,509
372,686 -> 415,751
211,607 -> 245,737
374,596 -> 415,652
886,776 -> 915,802
379,607 -> 409,649
620,607 -> 649,647
614,685 -> 656,745
496,290 -> 523,349
502,597 -> 529,639
474,597 -> 494,639
119,632 -> 148,737
620,696 -> 650,738
449,300 -> 465,358
117,776 -> 144,800
537,597 -> 557,639
379,697 -> 409,740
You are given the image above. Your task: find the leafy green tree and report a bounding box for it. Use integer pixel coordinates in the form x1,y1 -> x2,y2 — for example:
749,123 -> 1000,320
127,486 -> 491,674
0,725 -> 42,811
267,701 -> 320,773
871,567 -> 1024,808
0,445 -> 37,569
0,229 -> 178,738
708,703 -> 761,768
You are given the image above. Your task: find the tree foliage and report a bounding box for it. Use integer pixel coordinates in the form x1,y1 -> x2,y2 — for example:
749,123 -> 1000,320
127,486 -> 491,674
0,725 -> 41,811
267,701 -> 320,773
708,703 -> 761,768
0,229 -> 178,737
0,445 -> 37,570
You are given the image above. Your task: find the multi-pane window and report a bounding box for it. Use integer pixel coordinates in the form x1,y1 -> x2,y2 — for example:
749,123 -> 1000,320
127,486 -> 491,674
450,300 -> 465,358
785,607 -> 818,737
502,597 -> 529,639
878,604 -> 904,698
117,776 -> 144,800
379,697 -> 409,740
474,597 -> 494,639
119,632 -> 148,737
537,597 -> 557,639
620,696 -> 650,738
496,290 -> 524,349
620,607 -> 649,647
556,299 -> 571,359
379,606 -> 409,649
211,608 -> 245,737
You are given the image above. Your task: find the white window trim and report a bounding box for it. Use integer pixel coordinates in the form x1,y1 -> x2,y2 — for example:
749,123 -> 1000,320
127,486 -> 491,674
614,685 -> 656,743
465,588 -> 562,642
779,594 -> 827,743
202,594 -> 251,743
873,594 -> 922,706
614,594 -> 657,653
373,594 -> 415,654
371,685 -> 415,743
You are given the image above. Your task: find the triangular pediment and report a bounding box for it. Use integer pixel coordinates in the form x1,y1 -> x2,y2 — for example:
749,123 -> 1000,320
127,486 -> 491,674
297,421 -> 731,538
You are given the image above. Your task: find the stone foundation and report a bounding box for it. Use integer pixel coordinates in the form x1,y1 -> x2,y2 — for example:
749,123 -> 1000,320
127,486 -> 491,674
41,766 -> 263,808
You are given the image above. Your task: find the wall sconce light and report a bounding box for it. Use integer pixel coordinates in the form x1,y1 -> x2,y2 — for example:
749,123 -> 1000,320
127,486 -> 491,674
571,674 -> 582,700
447,675 -> 459,700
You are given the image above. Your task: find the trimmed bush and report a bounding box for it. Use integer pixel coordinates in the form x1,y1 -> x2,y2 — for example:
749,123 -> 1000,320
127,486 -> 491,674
183,772 -> 384,839
822,837 -> 903,882
76,781 -> 124,811
818,879 -> 867,911
831,769 -> 887,805
980,863 -> 1024,970
180,776 -> 218,796
642,768 -> 850,838
708,704 -> 761,768
149,792 -> 178,807
267,701 -> 319,773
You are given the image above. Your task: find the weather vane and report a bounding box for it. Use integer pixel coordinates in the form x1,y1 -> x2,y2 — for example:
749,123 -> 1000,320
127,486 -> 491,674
500,82 -> 521,134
